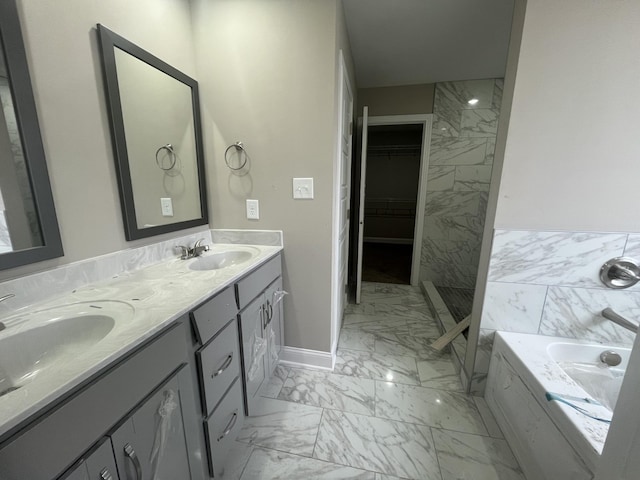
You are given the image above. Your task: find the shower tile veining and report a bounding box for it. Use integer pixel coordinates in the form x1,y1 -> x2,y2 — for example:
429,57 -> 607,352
227,282 -> 523,479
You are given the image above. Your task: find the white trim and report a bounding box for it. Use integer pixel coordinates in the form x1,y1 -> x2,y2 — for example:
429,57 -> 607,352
362,114 -> 433,287
330,50 -> 354,363
363,237 -> 413,245
279,346 -> 334,371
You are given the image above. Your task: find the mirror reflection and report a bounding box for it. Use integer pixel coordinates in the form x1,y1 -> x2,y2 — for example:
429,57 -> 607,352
114,47 -> 202,229
98,24 -> 207,241
0,34 -> 43,254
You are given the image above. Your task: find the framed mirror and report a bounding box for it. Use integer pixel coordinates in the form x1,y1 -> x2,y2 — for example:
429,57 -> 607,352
0,0 -> 64,271
97,25 -> 208,241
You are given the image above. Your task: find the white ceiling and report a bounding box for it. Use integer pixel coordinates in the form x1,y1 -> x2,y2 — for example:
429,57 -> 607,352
342,0 -> 515,88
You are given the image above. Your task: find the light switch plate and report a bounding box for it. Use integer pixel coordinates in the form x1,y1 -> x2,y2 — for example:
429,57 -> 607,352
246,199 -> 259,219
160,197 -> 173,217
293,178 -> 314,199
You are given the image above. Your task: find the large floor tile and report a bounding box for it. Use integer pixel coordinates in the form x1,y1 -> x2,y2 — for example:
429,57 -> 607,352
375,474 -> 408,480
314,409 -> 442,480
278,368 -> 375,415
240,447 -> 375,480
338,327 -> 377,351
432,429 -> 525,480
374,333 -> 449,360
235,398 -> 322,456
334,349 -> 420,385
375,382 -> 488,435
417,358 -> 463,392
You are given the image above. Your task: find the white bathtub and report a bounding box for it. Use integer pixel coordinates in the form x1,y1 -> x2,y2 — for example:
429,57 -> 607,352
486,332 -> 630,480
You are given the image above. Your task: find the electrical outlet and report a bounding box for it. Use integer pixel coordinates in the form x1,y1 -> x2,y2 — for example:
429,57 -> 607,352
160,197 -> 173,217
246,199 -> 259,220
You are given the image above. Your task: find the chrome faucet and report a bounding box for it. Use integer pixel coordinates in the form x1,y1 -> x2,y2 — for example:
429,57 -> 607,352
601,307 -> 638,334
176,239 -> 210,260
191,238 -> 210,257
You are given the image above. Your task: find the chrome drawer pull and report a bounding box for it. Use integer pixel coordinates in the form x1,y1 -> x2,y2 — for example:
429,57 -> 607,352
217,411 -> 238,441
100,468 -> 114,480
212,353 -> 234,377
124,443 -> 143,480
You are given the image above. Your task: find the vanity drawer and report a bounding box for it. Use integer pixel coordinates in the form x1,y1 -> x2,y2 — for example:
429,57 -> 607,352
197,319 -> 240,416
204,380 -> 245,478
235,255 -> 282,309
191,286 -> 238,344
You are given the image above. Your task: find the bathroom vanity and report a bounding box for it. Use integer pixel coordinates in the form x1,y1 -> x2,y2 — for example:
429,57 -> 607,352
0,239 -> 284,480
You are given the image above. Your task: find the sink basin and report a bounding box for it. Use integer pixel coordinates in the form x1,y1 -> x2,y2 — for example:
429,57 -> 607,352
188,249 -> 256,271
0,301 -> 133,397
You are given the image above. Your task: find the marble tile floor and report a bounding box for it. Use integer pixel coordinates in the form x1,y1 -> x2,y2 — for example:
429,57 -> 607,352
223,282 -> 524,480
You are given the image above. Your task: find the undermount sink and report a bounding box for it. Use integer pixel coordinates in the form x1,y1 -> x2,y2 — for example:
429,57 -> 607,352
188,249 -> 257,271
0,301 -> 133,398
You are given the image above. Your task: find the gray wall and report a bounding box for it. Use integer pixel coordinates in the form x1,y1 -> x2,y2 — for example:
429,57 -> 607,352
0,0 -> 209,283
358,84 -> 434,117
420,79 -> 503,289
191,0 -> 355,352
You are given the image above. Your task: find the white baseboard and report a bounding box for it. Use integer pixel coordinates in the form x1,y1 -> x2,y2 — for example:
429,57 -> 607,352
363,237 -> 413,245
279,346 -> 334,371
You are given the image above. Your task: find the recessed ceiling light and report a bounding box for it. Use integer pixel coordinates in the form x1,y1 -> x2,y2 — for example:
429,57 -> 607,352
467,98 -> 479,105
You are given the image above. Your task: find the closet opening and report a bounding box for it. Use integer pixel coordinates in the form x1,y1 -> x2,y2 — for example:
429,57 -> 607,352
361,123 -> 423,285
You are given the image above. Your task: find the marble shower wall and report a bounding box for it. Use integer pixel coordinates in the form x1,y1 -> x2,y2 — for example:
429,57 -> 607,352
420,79 -> 503,288
471,229 -> 640,394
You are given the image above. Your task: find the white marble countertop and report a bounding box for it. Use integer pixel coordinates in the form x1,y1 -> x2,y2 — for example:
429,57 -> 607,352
0,243 -> 282,440
494,331 -> 615,473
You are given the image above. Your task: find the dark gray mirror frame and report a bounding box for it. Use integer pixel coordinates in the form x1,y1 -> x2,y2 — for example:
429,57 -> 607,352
0,0 -> 64,271
97,24 -> 208,241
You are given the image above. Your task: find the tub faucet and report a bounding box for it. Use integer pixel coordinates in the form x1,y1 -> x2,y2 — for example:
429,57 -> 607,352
601,307 -> 638,334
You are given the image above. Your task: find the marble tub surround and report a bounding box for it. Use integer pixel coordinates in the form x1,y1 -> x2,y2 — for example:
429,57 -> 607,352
0,238 -> 282,439
472,228 -> 640,394
421,79 -> 503,289
228,281 -> 519,480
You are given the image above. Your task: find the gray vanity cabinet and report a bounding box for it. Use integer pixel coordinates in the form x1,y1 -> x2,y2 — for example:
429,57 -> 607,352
110,374 -> 191,480
0,321 -> 204,480
236,255 -> 284,416
61,438 -> 120,480
264,277 -> 284,377
238,294 -> 268,415
189,286 -> 245,478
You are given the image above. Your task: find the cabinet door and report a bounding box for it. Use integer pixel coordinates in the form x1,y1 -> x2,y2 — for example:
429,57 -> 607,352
238,294 -> 267,416
60,439 -> 119,480
85,439 -> 120,480
265,278 -> 284,376
110,374 -> 191,480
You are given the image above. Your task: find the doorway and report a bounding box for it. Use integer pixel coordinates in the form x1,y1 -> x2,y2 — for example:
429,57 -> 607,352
352,113 -> 433,303
361,124 -> 422,284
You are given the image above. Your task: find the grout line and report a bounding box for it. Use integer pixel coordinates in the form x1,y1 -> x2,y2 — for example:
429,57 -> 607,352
235,444 -> 255,480
429,426 -> 446,480
311,408 -> 325,459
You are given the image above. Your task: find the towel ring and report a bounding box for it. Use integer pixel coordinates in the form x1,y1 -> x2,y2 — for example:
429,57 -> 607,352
224,142 -> 248,170
155,144 -> 177,171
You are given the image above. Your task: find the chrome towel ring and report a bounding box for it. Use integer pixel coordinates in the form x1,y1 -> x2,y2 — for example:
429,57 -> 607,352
224,141 -> 248,170
155,144 -> 177,171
